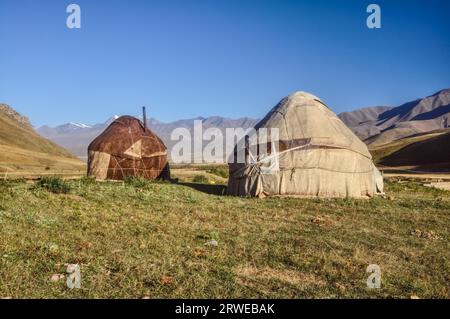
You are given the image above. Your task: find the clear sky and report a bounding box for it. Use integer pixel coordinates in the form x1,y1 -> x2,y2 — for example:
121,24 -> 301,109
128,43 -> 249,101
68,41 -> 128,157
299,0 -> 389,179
0,0 -> 449,127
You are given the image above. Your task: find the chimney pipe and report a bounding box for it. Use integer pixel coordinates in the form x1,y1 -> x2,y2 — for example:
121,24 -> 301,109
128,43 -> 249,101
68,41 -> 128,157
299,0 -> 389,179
142,106 -> 147,130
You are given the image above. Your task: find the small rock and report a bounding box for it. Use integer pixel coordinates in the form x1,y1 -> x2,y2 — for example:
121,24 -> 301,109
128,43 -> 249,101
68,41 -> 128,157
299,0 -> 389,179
161,276 -> 173,285
311,216 -> 324,224
50,274 -> 65,282
411,229 -> 441,240
204,240 -> 218,247
424,231 -> 441,240
411,229 -> 422,237
311,216 -> 333,226
410,295 -> 420,299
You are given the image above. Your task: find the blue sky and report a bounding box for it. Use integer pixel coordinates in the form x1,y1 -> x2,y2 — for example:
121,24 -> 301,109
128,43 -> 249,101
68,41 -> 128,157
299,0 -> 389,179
0,0 -> 449,127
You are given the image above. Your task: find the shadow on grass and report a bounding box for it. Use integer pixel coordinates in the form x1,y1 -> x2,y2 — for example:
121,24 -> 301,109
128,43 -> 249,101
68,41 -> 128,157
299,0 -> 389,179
178,182 -> 227,196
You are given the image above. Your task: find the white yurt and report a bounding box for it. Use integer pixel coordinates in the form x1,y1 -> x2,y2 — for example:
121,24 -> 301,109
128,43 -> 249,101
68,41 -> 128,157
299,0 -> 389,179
227,91 -> 384,198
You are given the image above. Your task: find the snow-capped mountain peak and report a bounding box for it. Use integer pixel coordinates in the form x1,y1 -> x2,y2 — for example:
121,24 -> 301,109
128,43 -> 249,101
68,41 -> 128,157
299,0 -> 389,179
69,122 -> 92,129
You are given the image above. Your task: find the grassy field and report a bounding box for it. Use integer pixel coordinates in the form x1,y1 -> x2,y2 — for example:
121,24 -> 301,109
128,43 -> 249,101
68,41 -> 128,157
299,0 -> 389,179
0,171 -> 449,299
0,144 -> 85,179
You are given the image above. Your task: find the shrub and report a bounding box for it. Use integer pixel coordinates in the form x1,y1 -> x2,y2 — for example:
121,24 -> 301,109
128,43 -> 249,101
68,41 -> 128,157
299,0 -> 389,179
0,178 -> 26,187
207,167 -> 228,178
192,175 -> 209,184
36,177 -> 71,194
124,176 -> 149,188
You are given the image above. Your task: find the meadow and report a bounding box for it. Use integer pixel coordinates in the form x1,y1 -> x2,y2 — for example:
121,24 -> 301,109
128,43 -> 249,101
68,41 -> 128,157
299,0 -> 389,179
0,168 -> 448,299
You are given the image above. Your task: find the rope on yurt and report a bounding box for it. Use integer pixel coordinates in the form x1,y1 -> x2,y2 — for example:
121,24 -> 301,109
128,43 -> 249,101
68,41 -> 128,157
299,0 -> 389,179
112,156 -> 126,178
234,142 -> 377,176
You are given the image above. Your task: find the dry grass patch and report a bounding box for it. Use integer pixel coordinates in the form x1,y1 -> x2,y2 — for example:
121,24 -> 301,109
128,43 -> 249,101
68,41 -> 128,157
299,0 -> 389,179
235,265 -> 327,288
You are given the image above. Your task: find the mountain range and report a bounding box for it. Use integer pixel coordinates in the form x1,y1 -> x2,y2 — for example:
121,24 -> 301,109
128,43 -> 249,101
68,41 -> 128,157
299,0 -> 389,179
38,116 -> 259,160
37,88 -> 450,162
338,89 -> 450,146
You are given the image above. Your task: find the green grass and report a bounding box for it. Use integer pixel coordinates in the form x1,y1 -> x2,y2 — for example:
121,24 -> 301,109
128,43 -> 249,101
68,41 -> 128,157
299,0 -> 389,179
35,177 -> 72,194
0,177 -> 449,298
192,175 -> 209,184
206,167 -> 229,178
124,176 -> 153,188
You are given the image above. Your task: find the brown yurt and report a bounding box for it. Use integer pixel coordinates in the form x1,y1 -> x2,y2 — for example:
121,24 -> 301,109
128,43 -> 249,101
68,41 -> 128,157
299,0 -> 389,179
87,115 -> 170,181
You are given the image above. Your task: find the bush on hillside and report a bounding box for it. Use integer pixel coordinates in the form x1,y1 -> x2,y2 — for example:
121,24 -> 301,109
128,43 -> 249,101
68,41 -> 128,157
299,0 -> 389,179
36,176 -> 71,194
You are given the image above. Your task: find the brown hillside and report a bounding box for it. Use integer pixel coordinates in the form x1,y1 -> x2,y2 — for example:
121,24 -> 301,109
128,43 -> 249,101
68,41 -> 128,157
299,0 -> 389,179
0,103 -> 85,176
340,89 -> 450,145
378,131 -> 450,170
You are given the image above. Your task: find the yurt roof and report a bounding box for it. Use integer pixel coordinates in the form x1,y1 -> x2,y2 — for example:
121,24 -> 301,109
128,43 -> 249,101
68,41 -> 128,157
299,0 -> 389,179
255,91 -> 372,159
88,115 -> 166,158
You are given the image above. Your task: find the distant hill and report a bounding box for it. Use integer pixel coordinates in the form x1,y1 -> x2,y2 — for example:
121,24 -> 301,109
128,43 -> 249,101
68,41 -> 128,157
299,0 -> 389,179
338,106 -> 393,140
339,89 -> 450,146
370,128 -> 450,171
0,103 -> 84,175
38,116 -> 259,160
